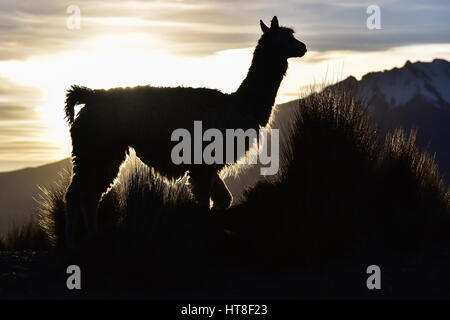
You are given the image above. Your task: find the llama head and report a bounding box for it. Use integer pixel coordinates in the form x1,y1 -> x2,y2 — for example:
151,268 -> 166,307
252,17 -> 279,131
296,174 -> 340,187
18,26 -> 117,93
259,16 -> 307,59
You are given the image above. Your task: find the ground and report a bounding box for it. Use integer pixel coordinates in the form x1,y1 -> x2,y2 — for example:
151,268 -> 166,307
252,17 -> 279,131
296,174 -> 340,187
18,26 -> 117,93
1,245 -> 450,299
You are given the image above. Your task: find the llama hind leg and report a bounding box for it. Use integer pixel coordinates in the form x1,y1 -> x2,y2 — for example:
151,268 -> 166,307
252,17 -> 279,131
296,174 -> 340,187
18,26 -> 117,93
65,177 -> 85,248
65,152 -> 126,247
65,172 -> 104,248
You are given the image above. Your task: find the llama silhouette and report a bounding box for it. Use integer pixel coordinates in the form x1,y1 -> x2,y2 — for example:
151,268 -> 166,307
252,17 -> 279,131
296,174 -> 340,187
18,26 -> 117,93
64,16 -> 307,247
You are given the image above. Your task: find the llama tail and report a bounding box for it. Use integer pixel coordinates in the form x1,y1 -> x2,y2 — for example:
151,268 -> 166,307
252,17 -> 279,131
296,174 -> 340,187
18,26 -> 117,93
64,85 -> 94,126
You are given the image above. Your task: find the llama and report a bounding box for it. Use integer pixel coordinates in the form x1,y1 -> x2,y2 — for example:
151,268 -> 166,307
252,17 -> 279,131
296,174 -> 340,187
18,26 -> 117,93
64,16 -> 307,246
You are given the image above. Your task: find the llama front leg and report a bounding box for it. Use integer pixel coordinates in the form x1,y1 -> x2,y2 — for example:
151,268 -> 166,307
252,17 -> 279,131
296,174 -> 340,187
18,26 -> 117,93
189,170 -> 232,210
211,173 -> 232,210
189,170 -> 212,208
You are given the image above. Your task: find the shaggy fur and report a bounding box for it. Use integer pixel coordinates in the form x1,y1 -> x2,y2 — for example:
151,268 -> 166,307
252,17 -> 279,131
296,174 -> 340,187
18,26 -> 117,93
64,16 -> 307,246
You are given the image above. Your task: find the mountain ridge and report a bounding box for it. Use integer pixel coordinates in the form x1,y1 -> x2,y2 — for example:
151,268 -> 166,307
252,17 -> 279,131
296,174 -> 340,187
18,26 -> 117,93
340,58 -> 450,111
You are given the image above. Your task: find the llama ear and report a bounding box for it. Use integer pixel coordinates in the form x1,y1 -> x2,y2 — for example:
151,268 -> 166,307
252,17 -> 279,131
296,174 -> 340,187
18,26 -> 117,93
270,16 -> 279,30
260,20 -> 269,34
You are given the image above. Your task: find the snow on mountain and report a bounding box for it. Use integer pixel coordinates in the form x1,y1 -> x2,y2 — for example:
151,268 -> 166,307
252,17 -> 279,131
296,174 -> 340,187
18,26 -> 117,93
329,58 -> 450,182
355,59 -> 450,110
296,58 -> 450,183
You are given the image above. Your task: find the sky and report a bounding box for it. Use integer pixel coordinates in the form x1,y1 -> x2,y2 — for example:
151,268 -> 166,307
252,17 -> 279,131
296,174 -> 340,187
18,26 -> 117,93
0,0 -> 449,171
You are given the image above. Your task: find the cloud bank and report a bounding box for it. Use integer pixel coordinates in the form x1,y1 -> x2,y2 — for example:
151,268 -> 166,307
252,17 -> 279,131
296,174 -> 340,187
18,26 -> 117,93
0,0 -> 449,60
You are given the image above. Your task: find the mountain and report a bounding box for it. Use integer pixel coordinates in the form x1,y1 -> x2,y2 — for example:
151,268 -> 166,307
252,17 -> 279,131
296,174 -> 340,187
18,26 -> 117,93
0,159 -> 71,235
330,59 -> 450,181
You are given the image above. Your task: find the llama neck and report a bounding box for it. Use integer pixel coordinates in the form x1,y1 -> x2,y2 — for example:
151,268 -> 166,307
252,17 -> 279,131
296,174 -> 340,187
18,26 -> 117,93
234,44 -> 288,126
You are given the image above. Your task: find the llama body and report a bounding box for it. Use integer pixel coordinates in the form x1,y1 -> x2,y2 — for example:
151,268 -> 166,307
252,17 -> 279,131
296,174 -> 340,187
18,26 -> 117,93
64,16 -> 307,246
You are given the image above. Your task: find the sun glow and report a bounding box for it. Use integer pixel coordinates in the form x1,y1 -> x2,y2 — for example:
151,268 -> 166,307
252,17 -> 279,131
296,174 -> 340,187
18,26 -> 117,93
0,34 -> 253,162
1,34 -> 450,171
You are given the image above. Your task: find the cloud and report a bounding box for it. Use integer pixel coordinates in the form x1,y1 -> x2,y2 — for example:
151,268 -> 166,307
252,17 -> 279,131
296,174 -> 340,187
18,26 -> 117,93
0,123 -> 46,138
0,75 -> 44,101
0,136 -> 63,172
0,0 -> 449,171
0,75 -> 43,121
0,105 -> 39,121
0,0 -> 449,60
0,140 -> 60,153
0,76 -> 52,167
